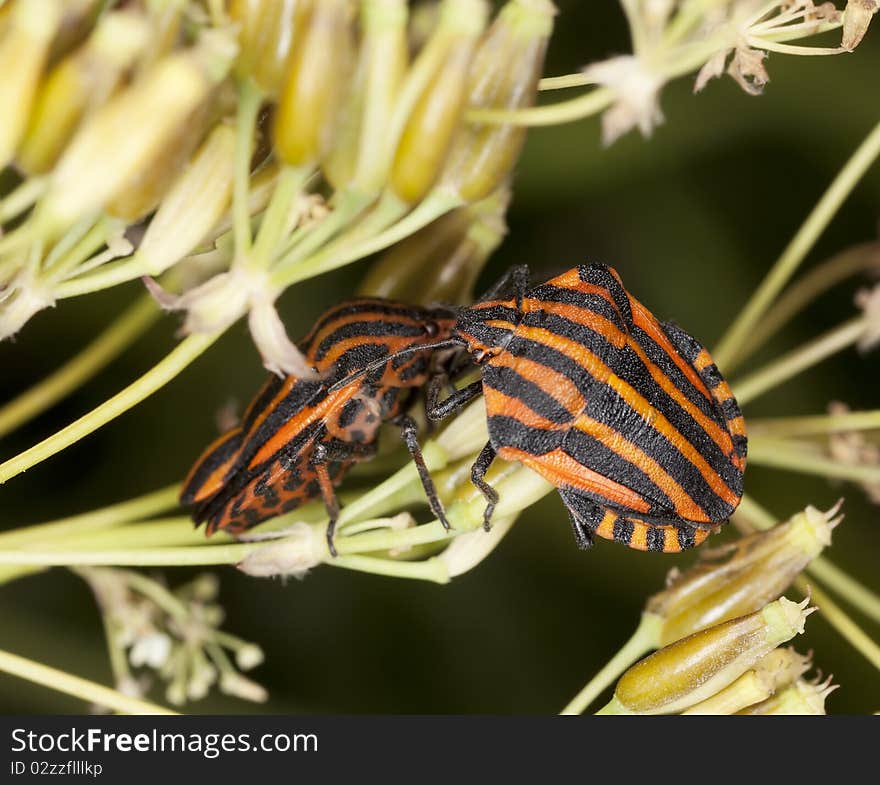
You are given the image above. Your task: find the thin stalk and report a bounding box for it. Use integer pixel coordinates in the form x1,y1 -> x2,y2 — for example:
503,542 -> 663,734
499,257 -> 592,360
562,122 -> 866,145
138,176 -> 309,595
0,332 -> 220,484
233,79 -> 262,261
559,613 -> 663,715
0,176 -> 47,223
0,294 -> 160,438
715,119 -> 880,370
743,242 -> 880,361
748,409 -> 880,439
0,542 -> 261,567
0,648 -> 178,715
0,483 -> 182,547
732,316 -> 866,406
246,164 -> 311,271
328,554 -> 449,583
538,73 -> 595,91
747,436 -> 880,484
271,188 -> 464,290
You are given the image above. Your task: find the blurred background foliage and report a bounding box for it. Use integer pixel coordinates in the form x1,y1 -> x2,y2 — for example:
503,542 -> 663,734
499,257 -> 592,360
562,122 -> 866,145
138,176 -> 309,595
1,0 -> 878,713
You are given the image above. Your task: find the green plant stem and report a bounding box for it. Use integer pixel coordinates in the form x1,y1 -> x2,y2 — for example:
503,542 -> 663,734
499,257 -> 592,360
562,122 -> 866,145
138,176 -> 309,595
233,79 -> 262,261
0,176 -> 47,223
747,436 -> 880,484
715,119 -> 880,370
0,332 -> 219,484
748,409 -> 880,439
0,543 -> 261,567
0,483 -> 181,548
732,316 -> 866,406
0,294 -> 160,438
272,189 -> 463,290
734,242 -> 880,362
329,554 -> 449,583
247,164 -> 311,271
0,648 -> 178,715
559,613 -> 662,715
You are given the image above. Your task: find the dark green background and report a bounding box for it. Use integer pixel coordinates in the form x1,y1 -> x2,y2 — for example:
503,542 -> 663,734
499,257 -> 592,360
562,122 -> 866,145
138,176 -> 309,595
1,2 -> 878,713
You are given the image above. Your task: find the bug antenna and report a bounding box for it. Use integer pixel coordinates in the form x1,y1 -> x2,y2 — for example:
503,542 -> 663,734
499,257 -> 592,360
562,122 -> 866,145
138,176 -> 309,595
328,338 -> 465,393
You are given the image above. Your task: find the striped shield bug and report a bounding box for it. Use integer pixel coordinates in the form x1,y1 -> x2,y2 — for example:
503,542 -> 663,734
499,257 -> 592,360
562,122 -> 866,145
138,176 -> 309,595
341,264 -> 747,553
180,298 -> 456,554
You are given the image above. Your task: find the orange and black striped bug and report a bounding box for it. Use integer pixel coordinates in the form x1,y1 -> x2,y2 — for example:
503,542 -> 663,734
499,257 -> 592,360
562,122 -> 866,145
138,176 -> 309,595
180,298 -> 457,555
342,264 -> 747,553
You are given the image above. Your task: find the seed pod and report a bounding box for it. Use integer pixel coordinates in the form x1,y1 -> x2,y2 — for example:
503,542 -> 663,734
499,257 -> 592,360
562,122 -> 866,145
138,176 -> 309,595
136,0 -> 185,75
0,0 -> 62,169
646,503 -> 841,647
682,647 -> 811,715
46,0 -> 103,65
17,11 -> 150,175
37,29 -> 236,236
358,184 -> 509,304
106,91 -> 219,222
347,0 -> 409,193
441,0 -> 554,202
231,0 -> 308,97
388,0 -> 488,205
607,597 -> 815,715
272,0 -> 354,168
136,123 -> 237,276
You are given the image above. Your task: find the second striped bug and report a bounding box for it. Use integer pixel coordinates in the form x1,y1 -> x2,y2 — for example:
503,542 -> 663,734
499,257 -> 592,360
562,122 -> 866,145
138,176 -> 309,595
180,298 -> 456,554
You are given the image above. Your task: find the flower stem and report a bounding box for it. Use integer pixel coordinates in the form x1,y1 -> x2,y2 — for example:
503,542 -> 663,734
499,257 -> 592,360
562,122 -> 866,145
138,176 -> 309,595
747,436 -> 880,484
0,483 -> 181,548
748,409 -> 880,438
742,241 -> 880,362
0,543 -> 260,567
0,294 -> 159,438
731,316 -> 866,406
0,648 -> 178,715
328,554 -> 449,583
233,78 -> 262,260
559,613 -> 662,715
715,118 -> 880,370
0,332 -> 219,484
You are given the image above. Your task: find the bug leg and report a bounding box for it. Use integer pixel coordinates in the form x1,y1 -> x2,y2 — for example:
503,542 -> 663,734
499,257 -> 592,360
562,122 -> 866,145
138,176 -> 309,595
311,445 -> 343,557
426,377 -> 483,422
477,264 -> 531,308
471,442 -> 499,532
394,414 -> 451,530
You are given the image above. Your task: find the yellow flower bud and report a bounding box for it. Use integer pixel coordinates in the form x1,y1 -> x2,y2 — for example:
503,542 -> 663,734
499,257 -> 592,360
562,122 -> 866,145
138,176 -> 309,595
389,0 -> 488,204
272,0 -> 355,168
441,0 -> 554,202
0,0 -> 62,168
606,597 -> 815,715
17,11 -> 150,175
647,503 -> 840,646
37,29 -> 236,236
231,0 -> 309,97
135,123 -> 237,276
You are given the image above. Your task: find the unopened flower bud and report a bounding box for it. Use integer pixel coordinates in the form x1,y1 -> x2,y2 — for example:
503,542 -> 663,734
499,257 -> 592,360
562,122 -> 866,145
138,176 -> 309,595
389,0 -> 488,204
0,0 -> 62,168
0,270 -> 55,341
237,522 -> 324,577
38,29 -> 236,236
647,503 -> 841,646
843,0 -> 878,51
606,597 -> 815,715
219,672 -> 268,703
235,644 -> 265,671
738,676 -> 838,715
441,0 -> 554,202
135,123 -> 236,276
17,11 -> 150,175
273,0 -> 355,168
358,186 -> 509,304
247,293 -> 321,379
231,0 -> 310,97
440,513 -> 516,576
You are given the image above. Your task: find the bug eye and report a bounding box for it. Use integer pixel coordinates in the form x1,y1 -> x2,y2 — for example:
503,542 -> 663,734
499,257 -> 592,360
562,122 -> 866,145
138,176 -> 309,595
424,321 -> 439,337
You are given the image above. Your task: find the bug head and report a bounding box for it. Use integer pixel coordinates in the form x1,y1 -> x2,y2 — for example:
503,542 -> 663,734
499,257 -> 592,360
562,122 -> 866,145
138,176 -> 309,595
452,301 -> 520,364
